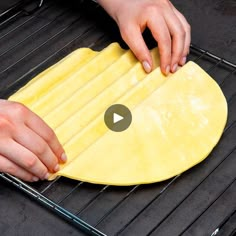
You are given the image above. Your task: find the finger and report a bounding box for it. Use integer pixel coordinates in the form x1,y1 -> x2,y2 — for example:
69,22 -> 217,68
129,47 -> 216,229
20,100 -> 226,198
147,15 -> 172,75
119,22 -> 153,73
0,139 -> 49,180
13,125 -> 60,173
0,155 -> 38,182
171,8 -> 191,65
163,9 -> 186,72
9,102 -> 66,163
24,109 -> 66,163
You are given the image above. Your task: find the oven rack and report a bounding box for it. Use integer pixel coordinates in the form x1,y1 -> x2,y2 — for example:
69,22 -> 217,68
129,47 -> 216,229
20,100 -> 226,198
0,0 -> 235,235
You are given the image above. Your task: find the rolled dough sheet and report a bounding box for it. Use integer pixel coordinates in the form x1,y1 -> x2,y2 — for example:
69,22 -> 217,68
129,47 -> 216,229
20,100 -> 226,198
9,43 -> 228,185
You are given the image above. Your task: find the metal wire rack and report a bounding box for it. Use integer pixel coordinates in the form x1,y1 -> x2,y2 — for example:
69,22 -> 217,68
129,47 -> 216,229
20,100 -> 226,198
0,0 -> 235,235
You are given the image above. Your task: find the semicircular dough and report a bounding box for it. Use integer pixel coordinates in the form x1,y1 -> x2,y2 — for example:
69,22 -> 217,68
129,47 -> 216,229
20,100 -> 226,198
9,43 -> 228,185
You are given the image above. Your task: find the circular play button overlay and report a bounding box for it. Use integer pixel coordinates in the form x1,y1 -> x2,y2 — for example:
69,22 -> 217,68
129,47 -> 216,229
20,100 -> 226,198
104,104 -> 132,132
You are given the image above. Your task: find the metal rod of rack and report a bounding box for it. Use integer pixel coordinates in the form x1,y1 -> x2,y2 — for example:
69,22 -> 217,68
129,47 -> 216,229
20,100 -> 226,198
0,173 -> 106,236
211,201 -> 236,235
0,0 -> 25,18
190,44 -> 236,69
0,3 -> 53,41
76,185 -> 110,216
149,177 -> 236,236
0,0 -> 45,24
0,16 -> 83,75
0,9 -> 71,59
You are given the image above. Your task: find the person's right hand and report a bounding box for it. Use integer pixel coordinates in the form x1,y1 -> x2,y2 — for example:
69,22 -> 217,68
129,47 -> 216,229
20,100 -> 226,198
0,99 -> 67,182
98,0 -> 191,75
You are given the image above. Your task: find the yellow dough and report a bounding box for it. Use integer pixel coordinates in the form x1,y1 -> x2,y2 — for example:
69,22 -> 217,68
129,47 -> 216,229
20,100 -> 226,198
9,43 -> 228,185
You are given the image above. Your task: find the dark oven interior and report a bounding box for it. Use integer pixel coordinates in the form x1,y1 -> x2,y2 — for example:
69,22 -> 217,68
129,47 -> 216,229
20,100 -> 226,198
0,0 -> 236,235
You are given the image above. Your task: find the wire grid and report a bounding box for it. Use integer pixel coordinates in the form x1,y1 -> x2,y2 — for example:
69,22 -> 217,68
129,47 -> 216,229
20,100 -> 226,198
0,0 -> 25,19
0,0 -> 236,235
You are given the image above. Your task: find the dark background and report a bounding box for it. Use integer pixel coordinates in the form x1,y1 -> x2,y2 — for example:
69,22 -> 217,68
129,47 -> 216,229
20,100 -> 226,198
173,0 -> 236,63
0,0 -> 235,235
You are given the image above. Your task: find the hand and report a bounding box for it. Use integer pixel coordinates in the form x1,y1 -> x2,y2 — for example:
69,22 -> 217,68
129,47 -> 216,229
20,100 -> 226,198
0,100 -> 66,182
97,0 -> 191,75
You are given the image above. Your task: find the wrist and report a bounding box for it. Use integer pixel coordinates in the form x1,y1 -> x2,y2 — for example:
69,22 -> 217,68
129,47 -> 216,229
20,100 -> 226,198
95,0 -> 121,22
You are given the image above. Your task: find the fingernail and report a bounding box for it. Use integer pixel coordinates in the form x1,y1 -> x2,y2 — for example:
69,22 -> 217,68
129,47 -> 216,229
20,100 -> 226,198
172,64 -> 178,73
61,153 -> 67,162
180,56 -> 187,66
54,164 -> 60,172
165,65 -> 170,75
44,173 -> 50,180
32,176 -> 39,182
142,61 -> 152,73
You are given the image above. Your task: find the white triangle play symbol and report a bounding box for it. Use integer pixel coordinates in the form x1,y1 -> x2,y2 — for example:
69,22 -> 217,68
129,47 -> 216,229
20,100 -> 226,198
113,113 -> 124,124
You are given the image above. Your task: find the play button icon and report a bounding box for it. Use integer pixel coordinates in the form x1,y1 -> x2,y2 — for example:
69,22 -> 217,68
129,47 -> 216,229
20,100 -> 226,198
113,113 -> 124,123
104,104 -> 132,132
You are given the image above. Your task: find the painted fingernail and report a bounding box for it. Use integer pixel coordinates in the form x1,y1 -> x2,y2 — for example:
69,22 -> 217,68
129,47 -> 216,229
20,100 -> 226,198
54,164 -> 60,172
44,172 -> 50,180
172,63 -> 178,73
180,56 -> 187,66
32,176 -> 39,182
61,153 -> 67,162
142,61 -> 152,73
165,65 -> 170,75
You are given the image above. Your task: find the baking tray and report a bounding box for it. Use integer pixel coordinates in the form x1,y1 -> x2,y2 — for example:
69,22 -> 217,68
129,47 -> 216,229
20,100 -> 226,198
0,0 -> 235,235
